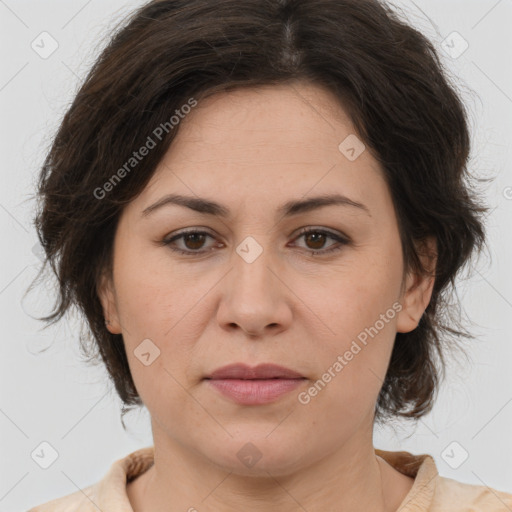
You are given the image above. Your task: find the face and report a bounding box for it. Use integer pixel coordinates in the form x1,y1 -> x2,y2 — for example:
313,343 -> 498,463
99,81 -> 434,476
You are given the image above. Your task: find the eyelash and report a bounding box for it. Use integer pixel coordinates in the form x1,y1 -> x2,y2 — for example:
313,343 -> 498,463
160,227 -> 349,257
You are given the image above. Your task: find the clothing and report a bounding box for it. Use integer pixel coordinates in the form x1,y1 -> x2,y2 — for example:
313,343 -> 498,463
27,446 -> 512,511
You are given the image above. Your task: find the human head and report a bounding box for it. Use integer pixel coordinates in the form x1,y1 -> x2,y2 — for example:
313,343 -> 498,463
33,0 -> 486,432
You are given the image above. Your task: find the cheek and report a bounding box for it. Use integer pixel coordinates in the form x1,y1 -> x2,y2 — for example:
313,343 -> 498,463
296,311 -> 397,437
298,246 -> 402,348
292,253 -> 401,416
113,243 -> 187,331
111,247 -> 207,399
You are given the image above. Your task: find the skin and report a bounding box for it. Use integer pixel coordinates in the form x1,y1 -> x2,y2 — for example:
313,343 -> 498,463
99,81 -> 436,512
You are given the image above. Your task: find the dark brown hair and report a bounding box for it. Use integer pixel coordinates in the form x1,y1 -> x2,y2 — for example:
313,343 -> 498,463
30,0 -> 488,424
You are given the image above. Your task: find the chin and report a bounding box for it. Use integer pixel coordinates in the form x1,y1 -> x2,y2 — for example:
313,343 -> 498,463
201,431 -> 310,477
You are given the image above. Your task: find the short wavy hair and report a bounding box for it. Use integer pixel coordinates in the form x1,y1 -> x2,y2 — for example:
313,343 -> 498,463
30,0 -> 488,424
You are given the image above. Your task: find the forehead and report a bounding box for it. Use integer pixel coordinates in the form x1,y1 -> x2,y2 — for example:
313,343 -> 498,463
129,82 -> 388,218
173,82 -> 355,154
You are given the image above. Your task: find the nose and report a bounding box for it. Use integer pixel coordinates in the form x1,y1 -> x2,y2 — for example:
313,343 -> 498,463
216,245 -> 292,338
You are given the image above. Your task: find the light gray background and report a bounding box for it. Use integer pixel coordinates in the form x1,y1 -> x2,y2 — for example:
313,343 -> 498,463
1,0 -> 511,510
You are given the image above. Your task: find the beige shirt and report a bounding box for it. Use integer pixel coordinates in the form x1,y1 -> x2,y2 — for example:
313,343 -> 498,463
27,446 -> 512,511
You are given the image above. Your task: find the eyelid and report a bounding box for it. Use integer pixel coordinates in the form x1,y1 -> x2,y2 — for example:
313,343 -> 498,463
160,226 -> 350,256
291,226 -> 350,252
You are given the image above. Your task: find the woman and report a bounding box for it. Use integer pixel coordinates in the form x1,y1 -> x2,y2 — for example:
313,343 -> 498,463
28,0 -> 512,510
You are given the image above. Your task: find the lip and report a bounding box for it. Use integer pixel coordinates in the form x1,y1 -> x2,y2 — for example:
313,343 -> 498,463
204,363 -> 306,405
205,363 -> 304,380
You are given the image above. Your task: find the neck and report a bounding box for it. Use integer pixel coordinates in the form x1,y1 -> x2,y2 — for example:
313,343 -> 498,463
128,421 -> 411,512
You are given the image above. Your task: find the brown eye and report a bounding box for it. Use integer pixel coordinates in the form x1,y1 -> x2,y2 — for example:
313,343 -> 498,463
161,230 -> 218,255
304,231 -> 328,250
161,227 -> 349,257
293,228 -> 349,255
182,233 -> 208,250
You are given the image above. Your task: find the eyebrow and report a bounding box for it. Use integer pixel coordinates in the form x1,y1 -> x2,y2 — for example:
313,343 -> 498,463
141,193 -> 371,219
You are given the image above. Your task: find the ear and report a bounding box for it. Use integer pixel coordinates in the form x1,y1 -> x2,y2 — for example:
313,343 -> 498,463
396,236 -> 437,333
97,270 -> 122,334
